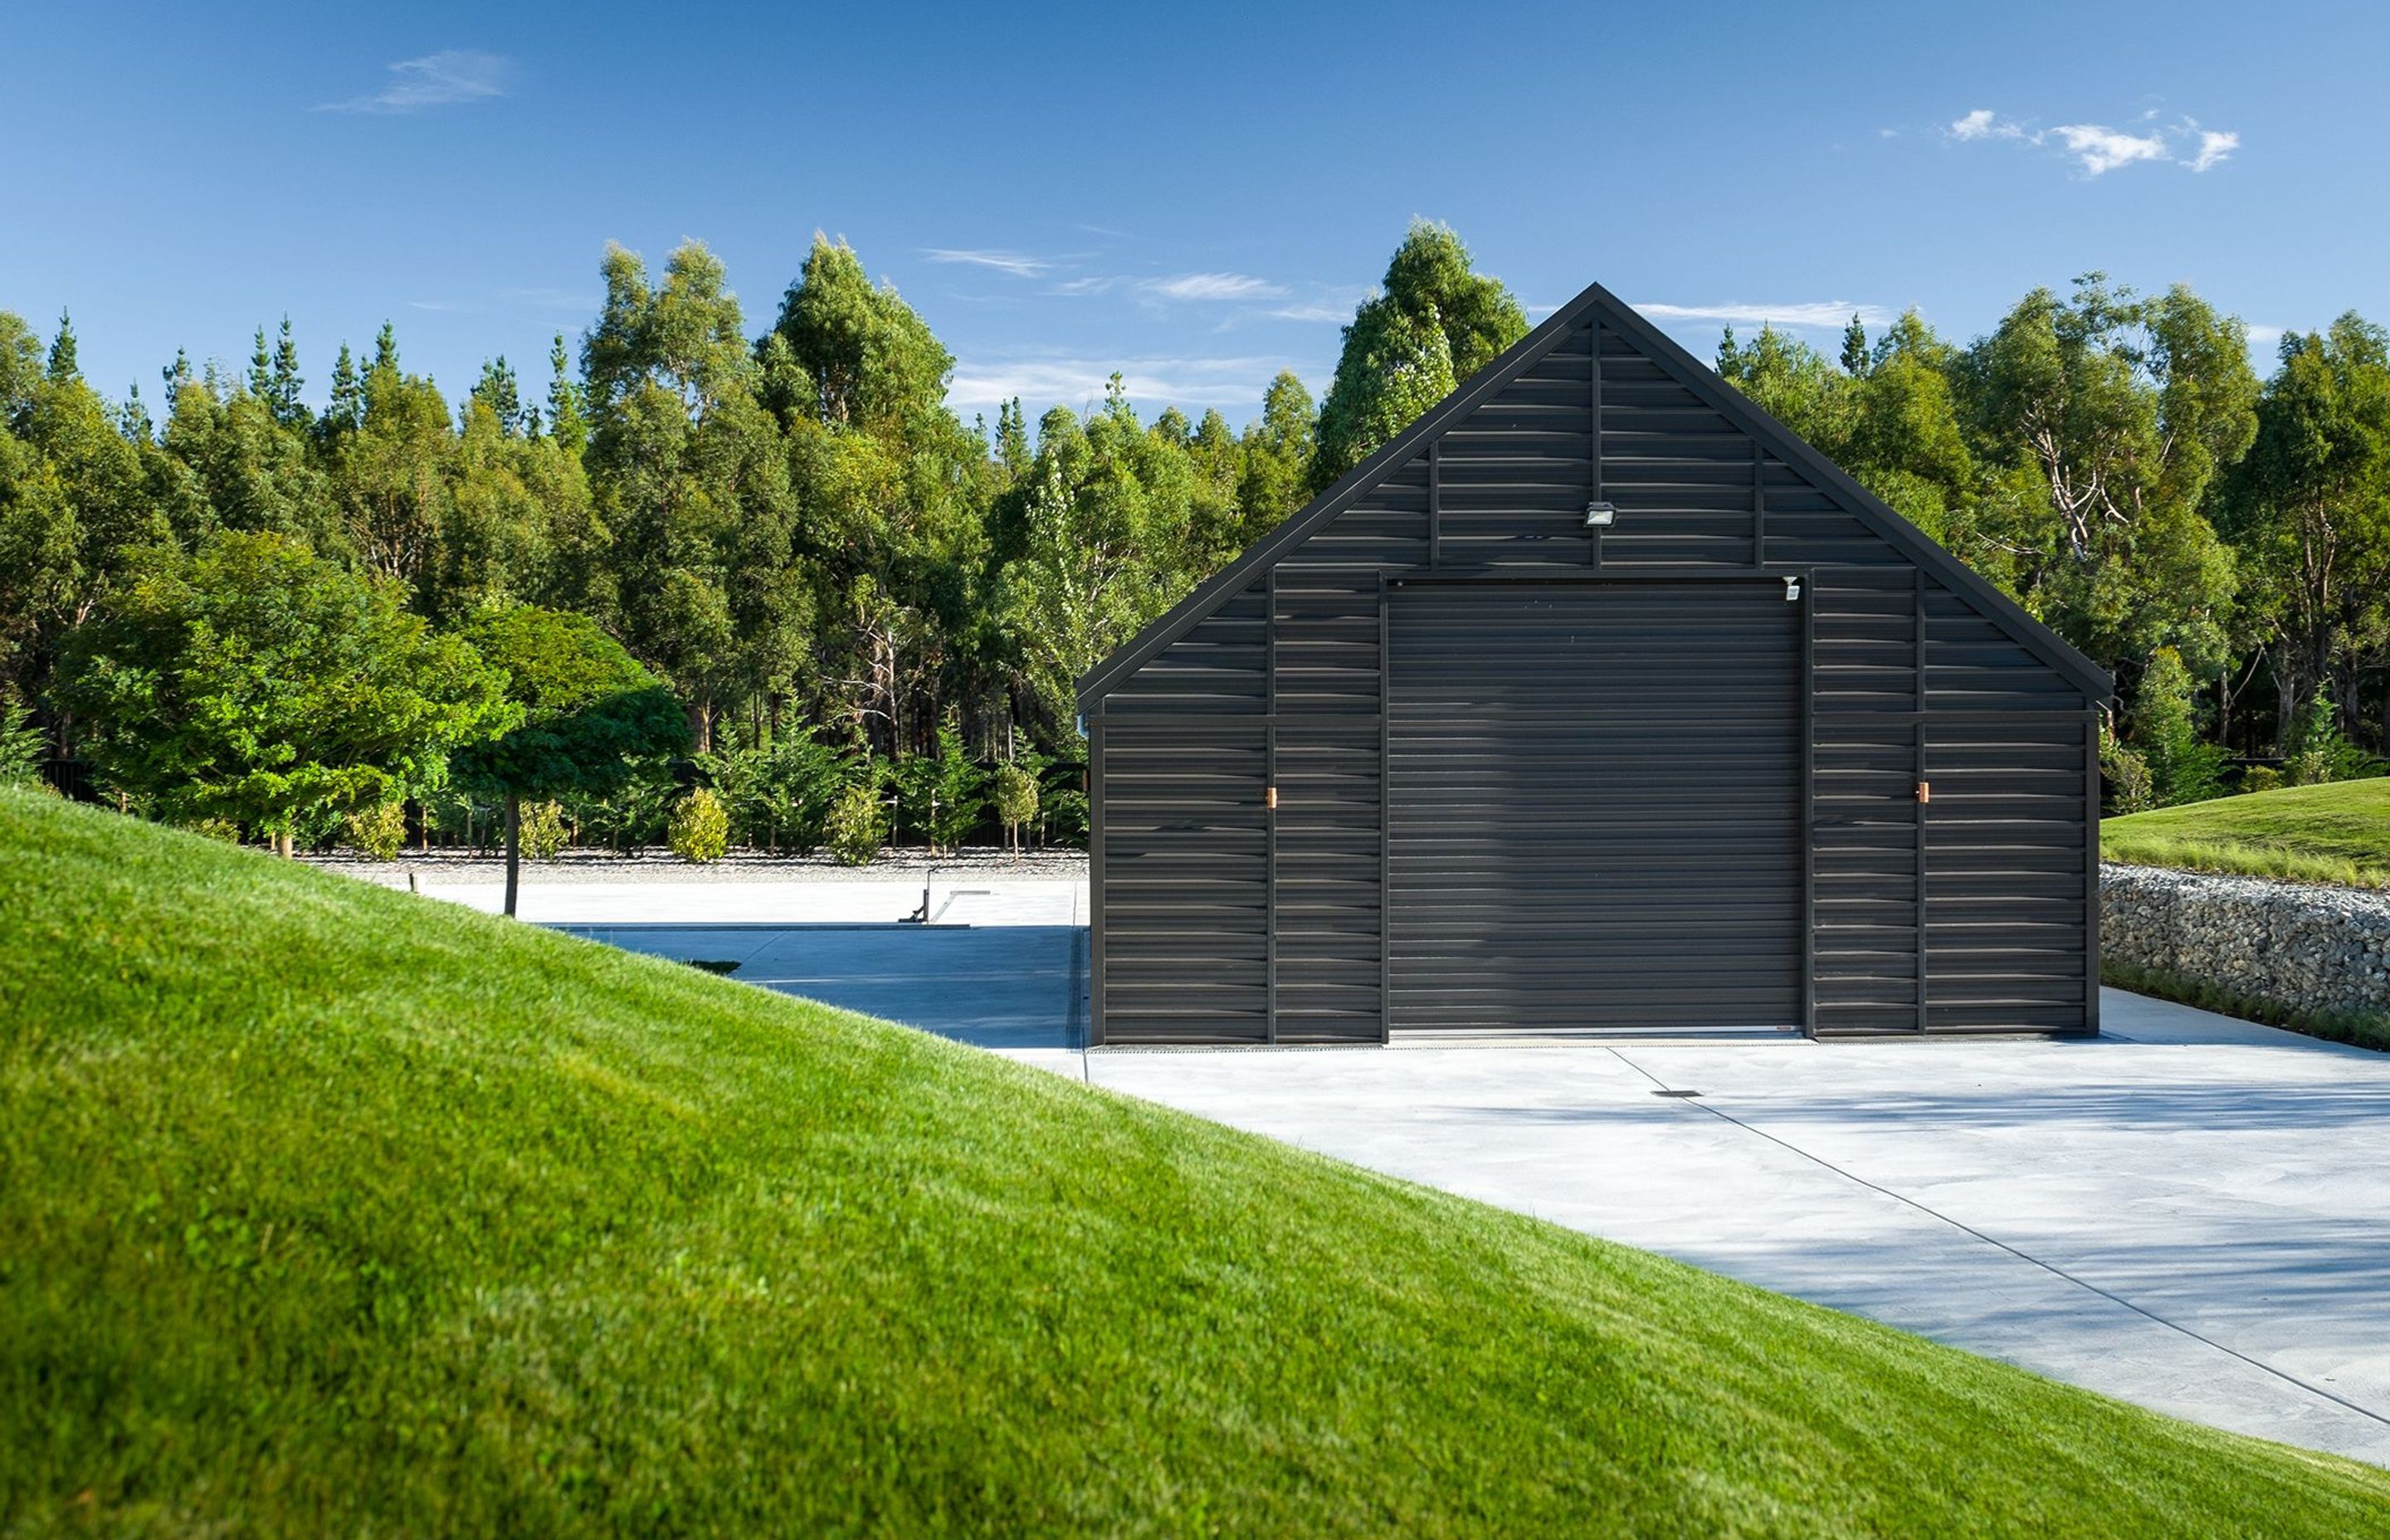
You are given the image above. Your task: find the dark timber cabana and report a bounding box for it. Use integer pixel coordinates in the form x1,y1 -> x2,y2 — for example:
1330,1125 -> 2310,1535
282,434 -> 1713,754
1076,283 -> 2108,1046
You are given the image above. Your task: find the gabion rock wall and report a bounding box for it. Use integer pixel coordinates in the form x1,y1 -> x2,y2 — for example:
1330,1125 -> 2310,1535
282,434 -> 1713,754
2101,864 -> 2390,1019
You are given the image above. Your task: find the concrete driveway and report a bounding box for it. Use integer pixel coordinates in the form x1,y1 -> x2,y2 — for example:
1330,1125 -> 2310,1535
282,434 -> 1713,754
551,887 -> 2390,1465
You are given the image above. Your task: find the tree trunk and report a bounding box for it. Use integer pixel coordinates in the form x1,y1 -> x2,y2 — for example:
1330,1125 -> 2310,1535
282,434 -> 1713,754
504,792 -> 522,919
275,830 -> 293,859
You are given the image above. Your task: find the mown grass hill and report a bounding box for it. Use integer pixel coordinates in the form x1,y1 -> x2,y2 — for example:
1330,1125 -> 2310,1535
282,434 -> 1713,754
4,788 -> 2388,1537
2104,777 -> 2390,889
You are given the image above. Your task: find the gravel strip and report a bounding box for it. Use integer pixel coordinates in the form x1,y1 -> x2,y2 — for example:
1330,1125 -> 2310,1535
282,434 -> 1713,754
305,846 -> 1089,886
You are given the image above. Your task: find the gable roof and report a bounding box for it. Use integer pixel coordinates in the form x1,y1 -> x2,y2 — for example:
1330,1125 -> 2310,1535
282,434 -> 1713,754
1078,281 -> 2110,705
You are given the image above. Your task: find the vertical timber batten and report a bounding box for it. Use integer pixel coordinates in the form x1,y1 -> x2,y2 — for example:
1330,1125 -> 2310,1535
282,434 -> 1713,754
1801,571 -> 1817,1038
2085,703 -> 2103,1034
1377,570 -> 1393,1043
1589,325 -> 1605,569
1912,565 -> 1927,1033
1752,440 -> 1765,568
1427,441 -> 1442,570
1264,568 -> 1279,1045
1086,713 -> 1105,1047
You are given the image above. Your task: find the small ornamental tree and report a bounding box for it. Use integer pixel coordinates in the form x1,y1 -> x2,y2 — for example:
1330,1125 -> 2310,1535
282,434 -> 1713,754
57,532 -> 511,852
993,760 -> 1037,853
450,605 -> 689,915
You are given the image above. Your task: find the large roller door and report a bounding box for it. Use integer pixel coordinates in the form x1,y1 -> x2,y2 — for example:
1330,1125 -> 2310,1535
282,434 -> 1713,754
1385,578 -> 1804,1034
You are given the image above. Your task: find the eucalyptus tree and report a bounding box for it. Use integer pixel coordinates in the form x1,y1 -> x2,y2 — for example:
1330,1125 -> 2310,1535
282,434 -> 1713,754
1312,222 -> 1525,489
2218,314 -> 2390,743
996,387 -> 1202,734
1236,370 -> 1317,537
1959,275 -> 2256,678
767,236 -> 984,754
583,239 -> 799,753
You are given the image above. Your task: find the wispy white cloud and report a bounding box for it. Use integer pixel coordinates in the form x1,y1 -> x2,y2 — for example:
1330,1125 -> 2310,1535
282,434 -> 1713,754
922,248 -> 1050,277
2049,123 -> 2169,175
1636,300 -> 1893,329
2245,324 -> 2285,353
501,285 -> 596,311
1949,108 -> 2025,142
1946,106 -> 2240,176
1048,275 -> 1116,297
1266,302 -> 1354,323
947,352 -> 1319,412
1138,272 -> 1286,303
2188,127 -> 2240,173
318,50 -> 509,114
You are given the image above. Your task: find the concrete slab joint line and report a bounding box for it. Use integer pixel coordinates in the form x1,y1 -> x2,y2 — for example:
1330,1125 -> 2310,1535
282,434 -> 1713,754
1602,1045 -> 2390,1435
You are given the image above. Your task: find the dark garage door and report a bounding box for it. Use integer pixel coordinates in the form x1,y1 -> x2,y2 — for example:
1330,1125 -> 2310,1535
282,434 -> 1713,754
1386,579 -> 1804,1033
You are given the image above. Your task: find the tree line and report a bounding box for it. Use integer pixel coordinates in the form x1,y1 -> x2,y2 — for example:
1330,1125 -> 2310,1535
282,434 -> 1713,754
1717,276 -> 2388,803
2,220 -> 2383,864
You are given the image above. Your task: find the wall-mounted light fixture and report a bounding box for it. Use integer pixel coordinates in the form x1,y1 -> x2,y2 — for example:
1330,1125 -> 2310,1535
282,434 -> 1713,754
1783,575 -> 1802,602
1583,500 -> 1617,529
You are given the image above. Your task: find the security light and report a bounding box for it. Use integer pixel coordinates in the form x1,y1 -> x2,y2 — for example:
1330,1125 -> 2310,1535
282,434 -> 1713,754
1583,500 -> 1617,529
1783,575 -> 1802,602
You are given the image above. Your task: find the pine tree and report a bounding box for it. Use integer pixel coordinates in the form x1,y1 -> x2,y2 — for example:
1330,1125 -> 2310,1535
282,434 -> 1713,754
269,317 -> 305,427
372,321 -> 398,375
119,381 -> 153,443
545,334 -> 586,454
325,344 -> 363,436
247,326 -> 274,400
46,312 -> 77,382
1841,314 -> 1870,376
996,397 -> 1030,480
473,356 -> 525,435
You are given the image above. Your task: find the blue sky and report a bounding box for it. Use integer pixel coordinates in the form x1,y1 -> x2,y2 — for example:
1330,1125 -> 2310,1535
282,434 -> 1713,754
4,2 -> 2382,431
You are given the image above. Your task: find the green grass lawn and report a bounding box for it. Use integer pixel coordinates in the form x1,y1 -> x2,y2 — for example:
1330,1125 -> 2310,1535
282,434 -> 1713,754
5,790 -> 2387,1537
2103,777 -> 2390,888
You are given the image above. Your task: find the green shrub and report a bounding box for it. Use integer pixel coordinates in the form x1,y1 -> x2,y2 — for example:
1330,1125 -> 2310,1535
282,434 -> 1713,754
667,787 -> 729,864
341,801 -> 407,860
2129,647 -> 2226,807
0,691 -> 43,789
2238,765 -> 2284,795
178,816 -> 241,843
519,799 -> 568,861
2284,688 -> 2380,787
2099,724 -> 2154,815
824,783 -> 883,866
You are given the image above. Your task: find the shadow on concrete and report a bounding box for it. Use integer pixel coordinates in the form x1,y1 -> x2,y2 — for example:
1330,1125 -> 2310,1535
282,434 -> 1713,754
1455,1078 -> 2390,1133
554,923 -> 1088,1050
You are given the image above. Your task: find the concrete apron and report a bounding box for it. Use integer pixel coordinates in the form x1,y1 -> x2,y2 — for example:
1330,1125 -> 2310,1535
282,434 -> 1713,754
1010,992 -> 2390,1468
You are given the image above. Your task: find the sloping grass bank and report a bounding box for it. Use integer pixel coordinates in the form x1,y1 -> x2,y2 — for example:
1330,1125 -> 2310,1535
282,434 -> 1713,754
4,789 -> 2387,1537
2104,777 -> 2390,888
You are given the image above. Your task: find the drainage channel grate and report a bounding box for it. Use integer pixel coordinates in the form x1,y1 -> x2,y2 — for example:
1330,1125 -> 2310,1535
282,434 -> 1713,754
1651,1089 -> 1703,1099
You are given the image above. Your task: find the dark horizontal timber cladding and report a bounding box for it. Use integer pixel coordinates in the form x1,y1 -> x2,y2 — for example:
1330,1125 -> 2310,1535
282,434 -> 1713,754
1088,303 -> 2098,1045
